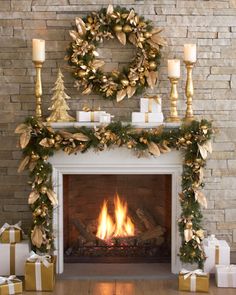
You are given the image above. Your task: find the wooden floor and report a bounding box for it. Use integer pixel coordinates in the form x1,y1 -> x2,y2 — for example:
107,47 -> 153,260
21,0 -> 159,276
23,279 -> 236,294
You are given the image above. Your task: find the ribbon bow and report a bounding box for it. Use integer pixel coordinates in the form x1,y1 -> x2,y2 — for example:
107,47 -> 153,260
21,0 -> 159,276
0,221 -> 22,236
0,275 -> 20,285
27,251 -> 51,268
82,106 -> 101,112
180,269 -> 207,280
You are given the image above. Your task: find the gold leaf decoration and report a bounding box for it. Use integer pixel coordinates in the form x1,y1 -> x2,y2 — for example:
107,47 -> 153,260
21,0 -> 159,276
46,189 -> 58,206
28,191 -> 40,204
75,17 -> 86,36
116,31 -> 126,45
151,34 -> 167,47
184,228 -> 193,243
146,71 -> 158,89
127,9 -> 135,21
107,4 -> 114,15
82,85 -> 92,95
116,89 -> 127,102
15,123 -> 30,134
39,138 -> 53,148
198,143 -> 208,160
59,130 -> 74,139
69,30 -> 79,41
31,225 -> 43,248
147,142 -> 160,156
127,86 -> 136,98
195,190 -> 207,208
91,60 -> 105,69
72,133 -> 89,141
20,131 -> 31,149
128,33 -> 138,46
17,156 -> 30,173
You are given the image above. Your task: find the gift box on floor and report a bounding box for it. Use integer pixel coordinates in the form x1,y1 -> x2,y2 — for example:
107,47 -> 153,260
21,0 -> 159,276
178,269 -> 209,293
0,276 -> 22,295
140,97 -> 162,113
0,241 -> 30,276
25,252 -> 56,291
0,222 -> 22,244
132,112 -> 164,123
216,265 -> 236,288
76,111 -> 106,122
203,237 -> 230,273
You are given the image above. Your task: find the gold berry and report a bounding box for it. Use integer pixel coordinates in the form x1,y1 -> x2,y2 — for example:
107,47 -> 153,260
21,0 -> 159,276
114,25 -> 123,33
123,25 -> 132,33
144,31 -> 152,38
121,79 -> 129,87
149,61 -> 157,70
40,186 -> 48,194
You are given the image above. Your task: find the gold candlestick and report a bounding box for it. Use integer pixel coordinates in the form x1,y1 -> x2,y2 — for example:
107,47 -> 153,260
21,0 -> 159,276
33,61 -> 44,120
167,77 -> 181,122
184,61 -> 195,122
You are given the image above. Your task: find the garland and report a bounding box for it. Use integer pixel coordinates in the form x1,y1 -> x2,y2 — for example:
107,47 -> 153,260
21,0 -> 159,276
65,5 -> 166,102
15,118 -> 213,268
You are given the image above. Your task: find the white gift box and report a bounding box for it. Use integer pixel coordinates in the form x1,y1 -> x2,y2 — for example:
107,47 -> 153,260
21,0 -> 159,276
216,265 -> 236,288
76,111 -> 106,122
204,234 -> 218,246
203,238 -> 230,273
0,240 -> 30,275
140,97 -> 162,113
132,112 -> 164,123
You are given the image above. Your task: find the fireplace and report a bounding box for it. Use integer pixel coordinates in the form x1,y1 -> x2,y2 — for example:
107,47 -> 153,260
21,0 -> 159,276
49,148 -> 182,273
63,174 -> 172,263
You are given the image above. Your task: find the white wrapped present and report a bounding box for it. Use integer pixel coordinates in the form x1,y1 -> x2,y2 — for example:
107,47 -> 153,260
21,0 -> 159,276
216,265 -> 236,288
140,96 -> 162,113
0,241 -> 30,276
132,112 -> 164,123
203,237 -> 230,273
203,234 -> 218,246
76,111 -> 106,122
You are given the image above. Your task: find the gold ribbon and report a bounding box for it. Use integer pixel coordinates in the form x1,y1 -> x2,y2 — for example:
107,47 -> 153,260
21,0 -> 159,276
146,95 -> 161,112
215,245 -> 220,264
10,244 -> 15,275
145,113 -> 148,123
90,112 -> 94,122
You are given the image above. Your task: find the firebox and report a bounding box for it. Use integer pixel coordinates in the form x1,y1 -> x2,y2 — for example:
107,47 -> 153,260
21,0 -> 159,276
63,174 -> 171,263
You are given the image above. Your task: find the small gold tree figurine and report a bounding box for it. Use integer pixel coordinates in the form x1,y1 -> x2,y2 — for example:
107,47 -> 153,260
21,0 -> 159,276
46,69 -> 75,122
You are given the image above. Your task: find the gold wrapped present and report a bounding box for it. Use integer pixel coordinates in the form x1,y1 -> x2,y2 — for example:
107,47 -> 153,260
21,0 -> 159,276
25,251 -> 56,291
0,222 -> 22,244
0,275 -> 22,295
178,269 -> 209,292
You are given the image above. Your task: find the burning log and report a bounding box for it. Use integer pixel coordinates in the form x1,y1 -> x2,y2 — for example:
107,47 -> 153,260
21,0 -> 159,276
136,208 -> 156,230
138,225 -> 165,243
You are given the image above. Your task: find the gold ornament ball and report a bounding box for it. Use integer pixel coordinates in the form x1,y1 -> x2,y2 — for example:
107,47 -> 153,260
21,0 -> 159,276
40,186 -> 48,194
114,25 -> 123,32
149,61 -> 157,70
144,31 -> 152,38
121,79 -> 129,87
35,208 -> 42,216
31,154 -> 40,161
130,80 -> 136,87
123,25 -> 132,33
78,70 -> 87,78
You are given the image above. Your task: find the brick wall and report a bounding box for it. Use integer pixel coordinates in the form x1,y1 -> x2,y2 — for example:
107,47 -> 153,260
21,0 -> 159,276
0,0 -> 236,250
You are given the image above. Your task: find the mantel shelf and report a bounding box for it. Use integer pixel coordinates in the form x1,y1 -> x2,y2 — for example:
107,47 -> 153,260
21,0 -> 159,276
48,121 -> 181,129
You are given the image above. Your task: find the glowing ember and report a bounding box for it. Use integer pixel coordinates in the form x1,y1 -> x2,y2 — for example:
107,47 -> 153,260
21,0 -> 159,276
96,194 -> 135,240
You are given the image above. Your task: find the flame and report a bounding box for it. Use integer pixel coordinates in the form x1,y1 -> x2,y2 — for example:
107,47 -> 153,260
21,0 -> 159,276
96,194 -> 135,240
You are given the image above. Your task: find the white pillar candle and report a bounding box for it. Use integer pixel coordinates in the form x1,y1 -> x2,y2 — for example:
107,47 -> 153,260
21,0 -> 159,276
168,59 -> 180,78
184,44 -> 196,62
32,39 -> 45,62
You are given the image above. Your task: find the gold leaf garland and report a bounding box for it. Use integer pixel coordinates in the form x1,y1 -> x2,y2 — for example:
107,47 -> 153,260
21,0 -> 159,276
66,5 -> 165,102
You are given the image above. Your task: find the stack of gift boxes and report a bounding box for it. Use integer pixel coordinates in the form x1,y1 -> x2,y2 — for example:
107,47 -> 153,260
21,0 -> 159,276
0,222 -> 56,294
179,234 -> 236,292
76,109 -> 112,123
132,96 -> 164,124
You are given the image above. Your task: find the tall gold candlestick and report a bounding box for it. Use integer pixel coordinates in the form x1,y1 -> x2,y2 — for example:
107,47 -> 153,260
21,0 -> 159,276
33,61 -> 43,120
184,61 -> 195,122
167,77 -> 181,123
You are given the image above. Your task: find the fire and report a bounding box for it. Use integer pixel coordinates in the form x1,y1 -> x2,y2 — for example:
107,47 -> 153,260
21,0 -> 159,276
96,194 -> 135,240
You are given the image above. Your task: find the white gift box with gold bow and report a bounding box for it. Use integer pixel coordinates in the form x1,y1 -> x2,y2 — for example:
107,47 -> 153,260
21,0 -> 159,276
76,111 -> 106,122
203,237 -> 230,273
140,97 -> 162,113
216,265 -> 236,288
132,112 -> 164,123
0,241 -> 30,276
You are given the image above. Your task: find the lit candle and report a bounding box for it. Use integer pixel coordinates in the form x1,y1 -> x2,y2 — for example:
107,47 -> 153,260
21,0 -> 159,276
32,39 -> 45,62
184,44 -> 196,62
167,59 -> 180,78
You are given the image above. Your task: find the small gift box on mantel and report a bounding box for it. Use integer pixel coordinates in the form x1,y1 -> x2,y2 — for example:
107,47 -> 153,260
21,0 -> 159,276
0,276 -> 22,295
140,96 -> 162,113
203,235 -> 230,273
25,251 -> 56,291
216,265 -> 236,288
76,106 -> 106,122
132,112 -> 164,123
178,269 -> 209,293
0,222 -> 22,244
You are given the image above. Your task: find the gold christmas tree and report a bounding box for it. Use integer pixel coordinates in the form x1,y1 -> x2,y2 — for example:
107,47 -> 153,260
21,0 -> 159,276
47,69 -> 75,122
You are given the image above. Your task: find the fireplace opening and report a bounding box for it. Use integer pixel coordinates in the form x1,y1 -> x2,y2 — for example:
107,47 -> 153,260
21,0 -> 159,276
63,174 -> 172,263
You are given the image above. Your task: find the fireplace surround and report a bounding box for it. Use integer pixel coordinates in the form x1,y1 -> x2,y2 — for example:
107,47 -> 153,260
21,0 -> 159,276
49,148 -> 182,274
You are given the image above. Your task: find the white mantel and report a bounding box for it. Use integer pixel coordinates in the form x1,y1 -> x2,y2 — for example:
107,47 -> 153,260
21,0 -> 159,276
49,147 -> 183,274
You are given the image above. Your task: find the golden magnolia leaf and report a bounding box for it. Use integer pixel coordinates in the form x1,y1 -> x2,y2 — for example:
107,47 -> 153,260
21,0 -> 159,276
17,155 -> 30,173
31,225 -> 43,248
147,142 -> 160,156
127,86 -> 136,98
203,140 -> 212,154
46,189 -> 58,206
147,39 -> 160,50
15,123 -> 30,134
29,161 -> 37,172
195,190 -> 207,209
69,30 -> 78,41
75,17 -> 86,36
116,89 -> 127,102
198,143 -> 208,160
127,9 -> 135,21
20,131 -> 31,149
82,85 -> 92,95
151,28 -> 163,35
116,31 -> 126,45
146,71 -> 158,89
128,33 -> 138,46
72,133 -> 89,141
107,4 -> 114,15
151,34 -> 167,46
184,228 -> 193,243
198,167 -> 204,184
59,130 -> 74,139
28,190 -> 40,204
39,138 -> 51,148
92,60 -> 105,69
